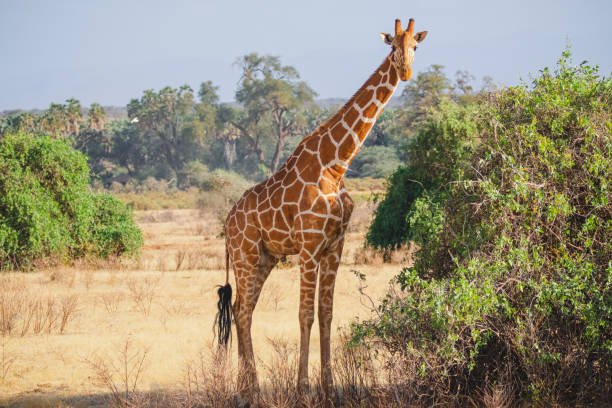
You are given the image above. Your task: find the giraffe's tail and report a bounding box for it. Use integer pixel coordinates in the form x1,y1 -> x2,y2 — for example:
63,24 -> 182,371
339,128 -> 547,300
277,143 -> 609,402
214,247 -> 232,347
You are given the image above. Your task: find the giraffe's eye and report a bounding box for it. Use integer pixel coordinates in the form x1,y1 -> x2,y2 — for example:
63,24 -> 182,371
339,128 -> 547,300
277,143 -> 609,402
414,46 -> 418,51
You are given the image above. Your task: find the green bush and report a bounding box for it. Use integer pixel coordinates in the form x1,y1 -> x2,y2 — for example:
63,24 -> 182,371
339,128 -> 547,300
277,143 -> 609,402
0,133 -> 142,269
366,98 -> 478,250
89,194 -> 143,257
354,51 -> 612,405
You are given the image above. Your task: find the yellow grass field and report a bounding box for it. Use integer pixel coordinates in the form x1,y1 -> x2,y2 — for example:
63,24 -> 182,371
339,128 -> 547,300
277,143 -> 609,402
0,198 -> 410,407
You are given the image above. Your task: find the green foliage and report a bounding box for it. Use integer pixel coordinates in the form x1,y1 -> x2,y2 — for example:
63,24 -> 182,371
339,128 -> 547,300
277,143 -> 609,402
235,53 -> 317,172
350,145 -> 402,178
367,99 -> 478,249
0,132 -> 142,269
89,194 -> 143,258
356,51 -> 612,404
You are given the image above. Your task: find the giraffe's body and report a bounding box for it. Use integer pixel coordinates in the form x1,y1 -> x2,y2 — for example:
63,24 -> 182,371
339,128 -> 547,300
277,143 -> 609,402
218,18 -> 427,404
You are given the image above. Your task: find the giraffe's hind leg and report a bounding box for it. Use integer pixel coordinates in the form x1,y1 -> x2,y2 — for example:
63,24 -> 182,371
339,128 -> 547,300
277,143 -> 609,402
296,243 -> 324,396
232,245 -> 277,404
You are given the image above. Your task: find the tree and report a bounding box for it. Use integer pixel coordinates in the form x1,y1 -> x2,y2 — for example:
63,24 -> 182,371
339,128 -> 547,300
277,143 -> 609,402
127,85 -> 204,184
88,103 -> 106,132
65,98 -> 82,135
0,112 -> 37,137
401,64 -> 452,129
40,102 -> 69,137
196,81 -> 241,170
235,53 -> 317,172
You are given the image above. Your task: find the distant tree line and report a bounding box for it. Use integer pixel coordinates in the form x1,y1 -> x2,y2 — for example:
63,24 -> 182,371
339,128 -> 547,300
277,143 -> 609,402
0,54 -> 492,189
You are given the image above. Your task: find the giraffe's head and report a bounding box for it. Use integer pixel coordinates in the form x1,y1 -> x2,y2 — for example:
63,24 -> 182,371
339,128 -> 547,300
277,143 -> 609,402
380,18 -> 428,81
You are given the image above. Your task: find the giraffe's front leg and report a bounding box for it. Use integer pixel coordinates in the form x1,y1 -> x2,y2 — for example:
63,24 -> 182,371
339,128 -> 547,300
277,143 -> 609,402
297,246 -> 320,396
318,236 -> 344,402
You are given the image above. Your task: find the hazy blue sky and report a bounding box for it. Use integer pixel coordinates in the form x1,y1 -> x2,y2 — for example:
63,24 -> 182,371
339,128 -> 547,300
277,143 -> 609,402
1,0 -> 611,110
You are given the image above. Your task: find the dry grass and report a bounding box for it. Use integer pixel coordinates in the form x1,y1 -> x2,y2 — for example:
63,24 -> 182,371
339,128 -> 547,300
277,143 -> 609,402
84,338 -> 150,407
126,275 -> 161,315
0,197 -> 412,406
0,279 -> 79,337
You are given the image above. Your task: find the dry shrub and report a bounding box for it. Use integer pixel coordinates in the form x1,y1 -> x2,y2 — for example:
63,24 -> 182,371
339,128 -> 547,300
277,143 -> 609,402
182,347 -> 242,408
175,250 -> 187,271
477,382 -> 513,408
261,282 -> 285,312
161,298 -> 189,316
44,268 -> 76,287
158,210 -> 176,222
59,294 -> 79,334
351,244 -> 410,266
31,296 -> 59,334
100,292 -> 125,314
106,268 -> 123,286
346,200 -> 375,234
333,332 -> 378,406
81,270 -> 95,290
352,245 -> 384,266
260,337 -> 299,407
185,248 -> 224,270
0,278 -> 27,335
389,243 -> 414,265
1,336 -> 15,383
1,279 -> 78,336
85,338 -> 149,408
68,255 -> 126,273
126,274 -> 161,315
191,222 -> 208,236
156,254 -> 169,272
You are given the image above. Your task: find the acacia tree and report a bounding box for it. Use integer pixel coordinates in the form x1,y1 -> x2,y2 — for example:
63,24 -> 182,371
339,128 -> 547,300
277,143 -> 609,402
127,85 -> 204,184
196,81 -> 241,170
235,53 -> 317,172
401,64 -> 452,129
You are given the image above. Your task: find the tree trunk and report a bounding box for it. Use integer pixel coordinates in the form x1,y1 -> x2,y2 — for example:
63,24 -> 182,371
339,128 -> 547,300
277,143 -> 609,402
270,131 -> 285,173
231,121 -> 265,164
269,109 -> 287,173
223,138 -> 237,170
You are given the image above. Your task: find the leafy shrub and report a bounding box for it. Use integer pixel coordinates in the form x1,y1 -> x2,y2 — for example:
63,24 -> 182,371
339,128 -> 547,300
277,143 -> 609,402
90,194 -> 143,257
366,98 -> 478,250
0,133 -> 142,269
354,51 -> 612,405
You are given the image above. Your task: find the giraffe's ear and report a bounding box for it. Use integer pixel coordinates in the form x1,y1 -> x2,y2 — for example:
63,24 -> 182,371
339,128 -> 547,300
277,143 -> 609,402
380,33 -> 393,45
414,31 -> 428,43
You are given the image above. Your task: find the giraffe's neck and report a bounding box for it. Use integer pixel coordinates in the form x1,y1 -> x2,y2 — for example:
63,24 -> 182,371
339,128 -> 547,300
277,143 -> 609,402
316,53 -> 399,181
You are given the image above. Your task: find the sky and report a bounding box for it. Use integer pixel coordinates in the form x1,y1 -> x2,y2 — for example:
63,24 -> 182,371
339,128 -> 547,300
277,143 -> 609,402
1,0 -> 611,111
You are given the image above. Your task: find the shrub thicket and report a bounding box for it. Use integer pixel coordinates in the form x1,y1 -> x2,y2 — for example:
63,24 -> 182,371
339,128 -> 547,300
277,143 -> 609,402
354,52 -> 612,405
0,133 -> 142,269
367,98 -> 479,251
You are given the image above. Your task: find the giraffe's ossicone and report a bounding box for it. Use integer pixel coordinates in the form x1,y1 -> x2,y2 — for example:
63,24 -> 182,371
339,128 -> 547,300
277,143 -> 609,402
214,17 -> 428,405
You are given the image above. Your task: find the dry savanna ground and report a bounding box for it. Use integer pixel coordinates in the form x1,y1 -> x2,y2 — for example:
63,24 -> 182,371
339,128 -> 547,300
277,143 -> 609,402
0,194 -> 412,407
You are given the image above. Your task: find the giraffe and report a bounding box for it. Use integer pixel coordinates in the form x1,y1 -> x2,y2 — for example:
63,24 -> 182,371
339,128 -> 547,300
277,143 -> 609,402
215,18 -> 428,403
